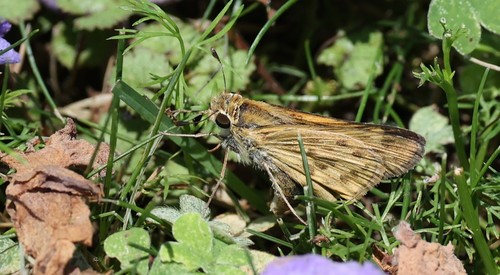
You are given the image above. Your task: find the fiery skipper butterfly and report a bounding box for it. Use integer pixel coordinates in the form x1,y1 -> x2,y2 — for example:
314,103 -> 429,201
208,93 -> 425,215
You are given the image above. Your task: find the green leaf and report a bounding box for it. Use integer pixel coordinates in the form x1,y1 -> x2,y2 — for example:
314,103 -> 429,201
103,227 -> 150,275
0,0 -> 39,24
150,206 -> 181,224
209,220 -> 254,246
317,37 -> 353,67
149,195 -> 210,225
428,0 -> 481,54
458,63 -> 500,94
56,0 -> 95,14
214,244 -> 248,266
75,8 -> 130,30
409,105 -> 454,154
159,213 -> 214,271
209,265 -> 246,275
1,89 -> 33,109
469,0 -> 500,34
187,49 -> 256,105
203,240 -> 248,275
137,21 -> 200,66
160,242 -> 206,271
124,47 -> 173,88
149,259 -> 201,275
179,194 -> 210,219
0,238 -> 20,274
245,250 -> 276,274
317,32 -> 383,90
57,0 -> 131,30
51,22 -> 112,69
173,213 -> 213,252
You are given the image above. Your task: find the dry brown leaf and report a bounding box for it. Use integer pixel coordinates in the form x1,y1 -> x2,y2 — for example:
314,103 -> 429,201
390,221 -> 466,275
1,118 -> 108,275
372,244 -> 397,274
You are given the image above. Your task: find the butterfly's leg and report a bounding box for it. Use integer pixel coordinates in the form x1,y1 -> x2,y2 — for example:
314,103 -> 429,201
206,149 -> 230,207
264,164 -> 306,224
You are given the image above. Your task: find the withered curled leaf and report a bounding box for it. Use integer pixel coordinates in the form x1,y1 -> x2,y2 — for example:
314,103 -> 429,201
1,118 -> 108,275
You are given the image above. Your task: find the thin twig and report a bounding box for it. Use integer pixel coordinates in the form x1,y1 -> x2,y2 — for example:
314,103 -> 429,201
464,56 -> 500,72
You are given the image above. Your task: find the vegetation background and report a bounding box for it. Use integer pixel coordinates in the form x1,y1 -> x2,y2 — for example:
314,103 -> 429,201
0,0 -> 498,274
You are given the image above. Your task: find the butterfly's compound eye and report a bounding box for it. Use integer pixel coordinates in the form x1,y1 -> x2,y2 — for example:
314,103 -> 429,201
215,113 -> 231,129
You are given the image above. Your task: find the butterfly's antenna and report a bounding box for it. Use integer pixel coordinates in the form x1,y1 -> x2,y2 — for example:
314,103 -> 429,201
193,48 -> 228,97
165,108 -> 213,127
211,48 -> 227,93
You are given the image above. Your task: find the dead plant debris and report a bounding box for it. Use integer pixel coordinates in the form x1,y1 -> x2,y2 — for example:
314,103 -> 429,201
373,221 -> 466,275
1,118 -> 108,275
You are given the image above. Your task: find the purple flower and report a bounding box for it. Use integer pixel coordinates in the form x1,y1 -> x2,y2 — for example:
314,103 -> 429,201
262,254 -> 384,275
0,21 -> 21,64
0,21 -> 11,35
39,0 -> 59,11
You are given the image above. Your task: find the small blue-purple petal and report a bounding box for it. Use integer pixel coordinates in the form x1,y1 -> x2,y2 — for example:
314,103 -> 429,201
39,0 -> 59,11
262,254 -> 384,275
0,21 -> 12,37
0,38 -> 21,64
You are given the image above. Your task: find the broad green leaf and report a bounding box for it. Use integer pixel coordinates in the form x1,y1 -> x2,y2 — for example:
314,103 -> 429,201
150,206 -> 181,224
244,250 -> 276,274
0,238 -> 20,274
103,227 -> 150,275
409,105 -> 454,153
75,8 -> 130,30
214,244 -> 248,266
0,0 -> 39,24
173,213 -> 213,252
112,47 -> 172,89
318,32 -> 383,90
164,160 -> 190,185
209,221 -> 239,245
160,242 -> 205,271
209,219 -> 254,246
203,240 -> 247,275
159,213 -> 214,271
459,63 -> 500,94
245,216 -> 276,236
209,265 -> 246,275
56,0 -> 96,14
187,49 -> 256,105
51,22 -> 112,69
428,0 -> 481,54
57,0 -> 131,30
304,77 -> 338,97
179,194 -> 210,219
469,0 -> 500,34
317,37 -> 353,67
138,21 -> 201,66
149,259 -> 201,275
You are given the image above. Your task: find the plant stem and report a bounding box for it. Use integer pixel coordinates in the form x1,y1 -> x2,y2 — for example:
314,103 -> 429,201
0,65 -> 9,132
19,23 -> 64,123
298,134 -> 318,254
454,171 -> 496,274
439,81 -> 469,171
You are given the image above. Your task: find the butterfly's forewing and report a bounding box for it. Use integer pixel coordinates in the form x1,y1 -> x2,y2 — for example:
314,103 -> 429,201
246,125 -> 387,200
236,97 -> 426,178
